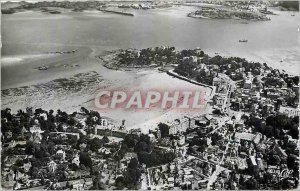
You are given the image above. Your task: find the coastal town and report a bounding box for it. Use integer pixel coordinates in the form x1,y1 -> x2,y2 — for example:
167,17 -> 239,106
2,46 -> 299,190
1,0 -> 299,190
2,0 -> 298,19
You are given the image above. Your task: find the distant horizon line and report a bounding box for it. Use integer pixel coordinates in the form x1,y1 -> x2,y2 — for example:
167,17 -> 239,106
2,0 -> 299,3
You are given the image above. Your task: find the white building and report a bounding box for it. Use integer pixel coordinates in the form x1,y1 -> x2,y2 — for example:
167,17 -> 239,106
29,125 -> 44,134
178,135 -> 185,146
72,154 -> 80,166
279,106 -> 299,117
56,149 -> 66,160
48,160 -> 57,173
149,134 -> 156,142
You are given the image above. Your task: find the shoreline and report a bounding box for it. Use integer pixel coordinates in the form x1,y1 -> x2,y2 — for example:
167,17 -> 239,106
1,46 -> 94,90
202,47 -> 299,76
187,6 -> 271,21
1,45 -> 297,131
97,47 -> 298,76
2,47 -> 213,130
1,2 -> 299,189
2,44 -> 298,91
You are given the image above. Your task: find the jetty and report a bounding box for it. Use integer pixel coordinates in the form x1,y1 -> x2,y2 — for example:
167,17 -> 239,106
98,9 -> 134,16
166,70 -> 215,97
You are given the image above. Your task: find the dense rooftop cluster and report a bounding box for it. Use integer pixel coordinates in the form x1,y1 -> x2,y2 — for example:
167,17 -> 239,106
172,48 -> 299,108
111,46 -> 299,190
1,107 -> 177,190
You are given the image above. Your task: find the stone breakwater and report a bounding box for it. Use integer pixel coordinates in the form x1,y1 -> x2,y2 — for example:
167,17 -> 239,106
98,9 -> 134,16
167,70 -> 215,98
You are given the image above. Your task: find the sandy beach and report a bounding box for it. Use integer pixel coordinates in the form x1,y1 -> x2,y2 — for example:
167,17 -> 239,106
203,46 -> 299,76
2,6 -> 299,132
1,46 -> 94,89
1,46 -> 211,129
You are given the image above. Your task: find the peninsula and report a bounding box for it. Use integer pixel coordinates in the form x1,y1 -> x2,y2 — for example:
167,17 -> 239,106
188,7 -> 270,21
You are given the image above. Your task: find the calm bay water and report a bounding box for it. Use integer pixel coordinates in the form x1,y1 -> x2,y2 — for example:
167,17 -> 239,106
2,6 -> 299,55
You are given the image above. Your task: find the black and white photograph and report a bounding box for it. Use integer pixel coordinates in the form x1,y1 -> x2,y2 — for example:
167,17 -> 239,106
1,0 -> 299,190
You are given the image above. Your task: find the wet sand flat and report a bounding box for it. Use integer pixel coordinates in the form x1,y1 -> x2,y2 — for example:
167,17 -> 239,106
1,46 -> 92,89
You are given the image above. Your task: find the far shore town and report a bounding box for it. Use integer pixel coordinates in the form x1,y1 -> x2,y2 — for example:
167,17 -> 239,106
1,0 -> 296,20
2,46 -> 299,190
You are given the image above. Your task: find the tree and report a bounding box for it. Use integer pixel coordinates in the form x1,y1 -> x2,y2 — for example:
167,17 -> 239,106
158,123 -> 169,138
79,152 -> 92,169
244,178 -> 258,190
68,136 -> 78,148
264,125 -> 274,138
128,158 -> 139,169
67,117 -> 76,126
115,176 -> 126,189
292,76 -> 299,84
137,151 -> 150,166
212,109 -> 222,115
30,167 -> 40,179
80,107 -> 89,114
289,124 -> 299,139
102,136 -> 109,144
134,141 -> 150,153
239,175 -> 245,185
124,134 -> 139,148
14,159 -> 23,167
190,137 -> 207,147
66,181 -> 73,189
25,141 -> 35,155
124,158 -> 141,189
125,168 -> 141,189
199,50 -> 205,57
115,144 -> 128,161
88,137 -> 102,152
69,163 -> 79,171
281,178 -> 293,189
287,155 -> 295,169
91,177 -> 106,190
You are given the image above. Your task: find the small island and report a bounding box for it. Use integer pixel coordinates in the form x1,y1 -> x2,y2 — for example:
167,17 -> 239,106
188,7 -> 270,21
40,7 -> 61,14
